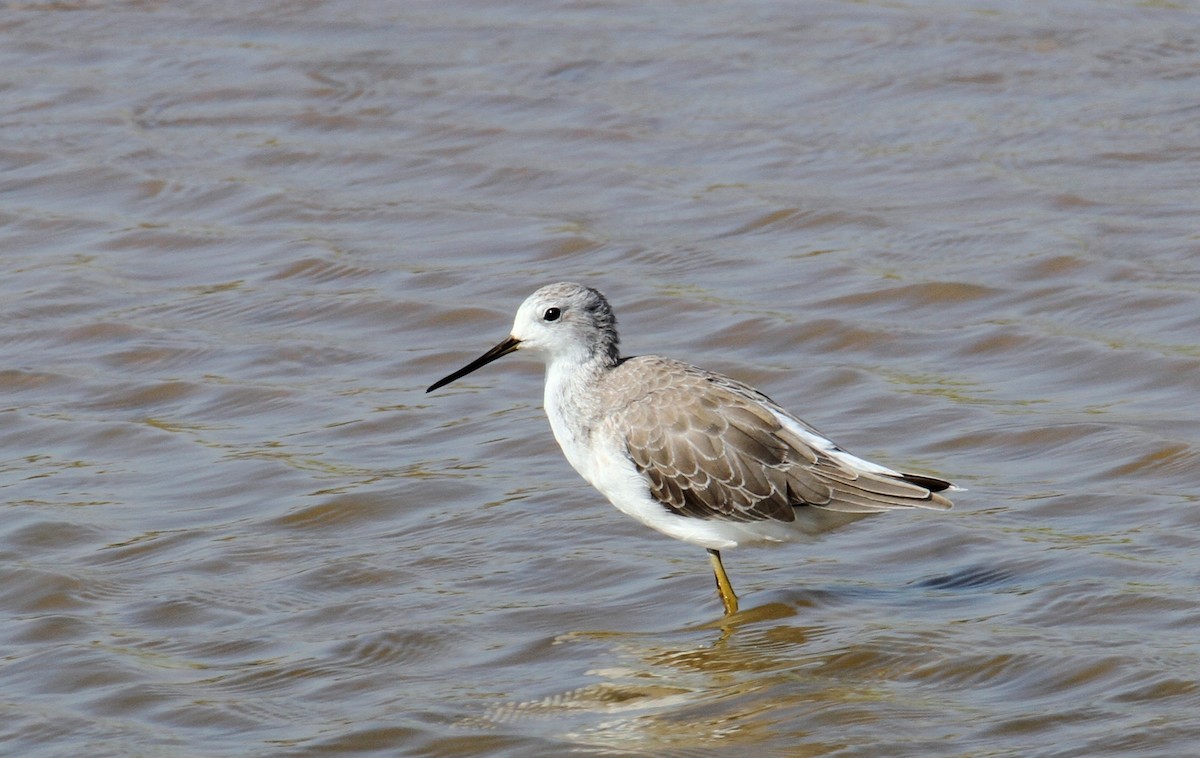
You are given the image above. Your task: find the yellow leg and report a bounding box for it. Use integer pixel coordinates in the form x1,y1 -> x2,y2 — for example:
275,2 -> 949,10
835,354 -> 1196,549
707,549 -> 739,615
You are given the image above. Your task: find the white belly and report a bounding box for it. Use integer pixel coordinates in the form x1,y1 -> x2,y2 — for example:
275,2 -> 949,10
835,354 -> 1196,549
542,369 -> 869,551
548,411 -> 866,550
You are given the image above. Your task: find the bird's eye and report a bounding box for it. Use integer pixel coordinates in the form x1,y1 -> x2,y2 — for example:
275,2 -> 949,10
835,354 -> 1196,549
543,307 -> 561,322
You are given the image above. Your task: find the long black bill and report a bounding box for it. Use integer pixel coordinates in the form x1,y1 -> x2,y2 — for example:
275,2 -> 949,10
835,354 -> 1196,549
426,336 -> 521,393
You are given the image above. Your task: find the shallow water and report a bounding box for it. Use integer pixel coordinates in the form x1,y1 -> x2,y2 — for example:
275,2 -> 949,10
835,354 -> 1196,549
2,0 -> 1199,755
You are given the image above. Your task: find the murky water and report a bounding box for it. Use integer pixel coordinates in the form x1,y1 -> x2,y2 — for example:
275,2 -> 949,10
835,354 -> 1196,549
2,1 -> 1198,755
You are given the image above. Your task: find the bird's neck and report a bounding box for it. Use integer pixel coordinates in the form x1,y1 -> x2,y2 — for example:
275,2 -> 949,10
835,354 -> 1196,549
542,355 -> 610,480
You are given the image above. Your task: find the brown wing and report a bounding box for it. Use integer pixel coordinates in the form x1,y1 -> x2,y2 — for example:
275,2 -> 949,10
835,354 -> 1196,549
602,357 -> 953,523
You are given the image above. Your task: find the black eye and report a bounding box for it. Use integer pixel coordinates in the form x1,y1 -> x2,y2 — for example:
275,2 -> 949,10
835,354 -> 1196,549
543,307 -> 561,322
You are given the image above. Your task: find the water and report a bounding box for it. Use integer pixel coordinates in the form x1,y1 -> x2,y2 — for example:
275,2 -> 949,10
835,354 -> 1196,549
2,1 -> 1198,755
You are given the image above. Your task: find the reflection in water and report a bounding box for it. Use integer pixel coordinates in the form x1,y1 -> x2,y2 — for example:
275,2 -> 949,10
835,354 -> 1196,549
478,606 -> 822,751
479,589 -> 989,753
2,0 -> 1199,755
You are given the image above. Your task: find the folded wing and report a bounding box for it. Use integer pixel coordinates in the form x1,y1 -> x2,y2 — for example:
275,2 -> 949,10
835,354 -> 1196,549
606,358 -> 954,524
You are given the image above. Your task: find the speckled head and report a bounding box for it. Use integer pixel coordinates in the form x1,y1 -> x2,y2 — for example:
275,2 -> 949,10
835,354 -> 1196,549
510,282 -> 619,365
426,282 -> 619,393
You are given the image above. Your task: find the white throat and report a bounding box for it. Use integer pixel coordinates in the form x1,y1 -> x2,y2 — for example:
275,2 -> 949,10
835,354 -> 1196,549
542,351 -> 610,484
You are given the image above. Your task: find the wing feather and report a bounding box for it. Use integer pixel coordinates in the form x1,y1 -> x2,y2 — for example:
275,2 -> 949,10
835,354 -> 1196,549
600,356 -> 954,523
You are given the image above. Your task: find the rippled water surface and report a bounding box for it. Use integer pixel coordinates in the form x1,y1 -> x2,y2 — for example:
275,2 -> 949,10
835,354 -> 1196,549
3,1 -> 1199,755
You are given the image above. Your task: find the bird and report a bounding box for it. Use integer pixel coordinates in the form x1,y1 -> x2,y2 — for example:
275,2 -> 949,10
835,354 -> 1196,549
426,282 -> 956,615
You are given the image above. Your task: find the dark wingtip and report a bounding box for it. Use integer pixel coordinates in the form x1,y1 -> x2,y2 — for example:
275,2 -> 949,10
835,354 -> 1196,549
899,472 -> 955,493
